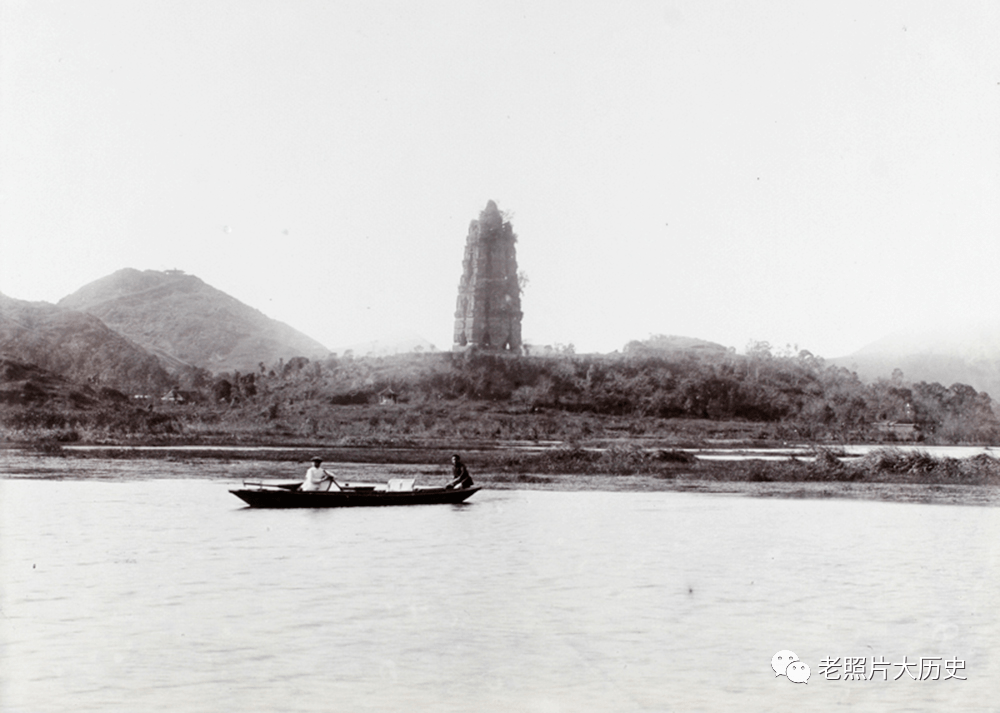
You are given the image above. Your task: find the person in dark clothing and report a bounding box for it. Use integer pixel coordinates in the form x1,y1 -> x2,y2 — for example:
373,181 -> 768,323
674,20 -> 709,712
446,454 -> 474,490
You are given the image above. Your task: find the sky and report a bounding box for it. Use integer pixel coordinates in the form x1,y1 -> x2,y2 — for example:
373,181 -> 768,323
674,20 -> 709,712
1,1 -> 998,359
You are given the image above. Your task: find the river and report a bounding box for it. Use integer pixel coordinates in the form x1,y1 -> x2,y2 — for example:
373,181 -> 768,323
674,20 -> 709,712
1,458 -> 998,712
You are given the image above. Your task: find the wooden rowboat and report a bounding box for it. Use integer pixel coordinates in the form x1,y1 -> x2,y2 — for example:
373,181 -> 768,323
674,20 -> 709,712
230,479 -> 480,508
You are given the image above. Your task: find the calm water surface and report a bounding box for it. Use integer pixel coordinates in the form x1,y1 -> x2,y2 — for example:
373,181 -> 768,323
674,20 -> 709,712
1,462 -> 998,712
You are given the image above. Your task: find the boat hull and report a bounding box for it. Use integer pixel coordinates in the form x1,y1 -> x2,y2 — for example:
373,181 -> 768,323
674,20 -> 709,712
230,486 -> 481,509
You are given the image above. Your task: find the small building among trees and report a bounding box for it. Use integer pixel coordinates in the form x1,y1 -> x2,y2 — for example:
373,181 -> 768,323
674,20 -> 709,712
873,421 -> 921,441
378,387 -> 399,405
161,387 -> 188,404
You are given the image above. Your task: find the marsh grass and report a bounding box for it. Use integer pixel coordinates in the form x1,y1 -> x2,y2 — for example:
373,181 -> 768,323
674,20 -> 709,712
479,445 -> 1000,486
690,447 -> 1000,486
492,444 -> 696,476
9,437 -> 1000,489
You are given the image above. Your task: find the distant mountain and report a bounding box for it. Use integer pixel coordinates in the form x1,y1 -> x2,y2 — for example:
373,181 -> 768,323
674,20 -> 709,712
335,332 -> 438,357
0,293 -> 172,394
58,269 -> 330,374
832,321 -> 1000,398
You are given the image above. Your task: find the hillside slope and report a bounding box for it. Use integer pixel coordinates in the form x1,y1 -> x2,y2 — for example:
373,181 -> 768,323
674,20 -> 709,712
59,269 -> 330,374
0,293 -> 172,394
0,357 -> 126,407
832,321 -> 1000,398
623,334 -> 730,357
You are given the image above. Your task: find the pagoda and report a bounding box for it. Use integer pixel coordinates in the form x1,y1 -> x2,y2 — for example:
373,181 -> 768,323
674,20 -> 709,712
453,200 -> 522,351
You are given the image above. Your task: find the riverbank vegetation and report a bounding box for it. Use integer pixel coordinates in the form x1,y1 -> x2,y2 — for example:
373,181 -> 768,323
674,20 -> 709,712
488,445 -> 1000,488
3,340 -> 999,448
13,443 -> 1000,490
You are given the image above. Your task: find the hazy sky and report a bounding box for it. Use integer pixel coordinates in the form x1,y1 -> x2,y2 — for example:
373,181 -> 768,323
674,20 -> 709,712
1,1 -> 997,358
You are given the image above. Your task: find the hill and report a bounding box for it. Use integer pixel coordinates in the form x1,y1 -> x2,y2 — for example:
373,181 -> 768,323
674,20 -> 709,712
0,293 -> 172,394
623,334 -> 730,357
0,356 -> 185,441
0,357 -> 107,408
832,321 -> 1000,398
58,269 -> 330,374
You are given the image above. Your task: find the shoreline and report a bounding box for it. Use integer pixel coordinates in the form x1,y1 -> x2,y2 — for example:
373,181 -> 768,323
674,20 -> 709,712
482,473 -> 1000,507
3,444 -> 1000,507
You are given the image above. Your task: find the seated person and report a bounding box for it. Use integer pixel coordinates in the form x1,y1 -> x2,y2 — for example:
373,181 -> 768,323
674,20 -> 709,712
445,454 -> 474,490
301,457 -> 342,492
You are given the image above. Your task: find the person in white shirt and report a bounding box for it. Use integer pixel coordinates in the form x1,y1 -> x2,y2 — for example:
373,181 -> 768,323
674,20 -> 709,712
301,457 -> 341,492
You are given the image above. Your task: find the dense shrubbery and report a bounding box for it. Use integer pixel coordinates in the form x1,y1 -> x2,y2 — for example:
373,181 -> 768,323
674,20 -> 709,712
195,347 -> 999,444
495,445 -> 696,475
4,343 -> 999,444
718,448 -> 1000,485
481,445 -> 1000,483
1,405 -> 179,442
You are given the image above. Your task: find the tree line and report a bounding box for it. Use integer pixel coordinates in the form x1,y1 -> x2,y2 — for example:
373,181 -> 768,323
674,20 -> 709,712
185,341 -> 999,444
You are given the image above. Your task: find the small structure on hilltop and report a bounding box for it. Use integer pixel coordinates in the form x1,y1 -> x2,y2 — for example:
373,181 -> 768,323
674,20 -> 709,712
453,200 -> 523,351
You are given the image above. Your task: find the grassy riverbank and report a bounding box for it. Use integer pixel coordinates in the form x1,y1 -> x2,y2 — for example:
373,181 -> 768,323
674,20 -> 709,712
5,444 -> 999,507
16,442 -> 1000,488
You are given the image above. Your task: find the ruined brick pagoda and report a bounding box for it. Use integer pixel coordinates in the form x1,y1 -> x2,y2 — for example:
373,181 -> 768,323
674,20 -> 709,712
453,200 -> 522,351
